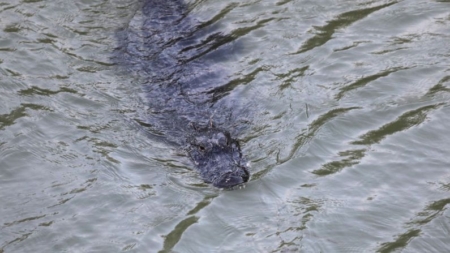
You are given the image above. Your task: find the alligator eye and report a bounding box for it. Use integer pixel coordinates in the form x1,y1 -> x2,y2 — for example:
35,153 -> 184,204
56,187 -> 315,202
199,145 -> 205,151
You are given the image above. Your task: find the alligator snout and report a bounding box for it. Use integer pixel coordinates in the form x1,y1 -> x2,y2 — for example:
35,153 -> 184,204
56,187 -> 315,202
213,166 -> 250,189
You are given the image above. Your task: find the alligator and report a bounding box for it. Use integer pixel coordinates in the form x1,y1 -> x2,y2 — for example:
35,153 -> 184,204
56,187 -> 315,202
115,0 -> 250,188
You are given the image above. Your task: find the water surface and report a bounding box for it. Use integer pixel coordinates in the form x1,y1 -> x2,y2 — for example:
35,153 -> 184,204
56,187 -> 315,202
1,0 -> 450,252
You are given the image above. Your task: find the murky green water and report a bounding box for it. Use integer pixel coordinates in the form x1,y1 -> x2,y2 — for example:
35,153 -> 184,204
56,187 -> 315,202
1,0 -> 450,252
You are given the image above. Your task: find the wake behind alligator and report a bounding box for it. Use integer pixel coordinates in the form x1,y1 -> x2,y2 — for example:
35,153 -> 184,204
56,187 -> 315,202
116,0 -> 250,188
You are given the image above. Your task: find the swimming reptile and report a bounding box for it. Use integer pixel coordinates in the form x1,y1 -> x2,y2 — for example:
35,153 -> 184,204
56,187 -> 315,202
115,0 -> 250,189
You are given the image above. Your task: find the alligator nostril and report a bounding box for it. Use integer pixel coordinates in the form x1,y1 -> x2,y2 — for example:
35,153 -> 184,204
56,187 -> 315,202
242,173 -> 249,182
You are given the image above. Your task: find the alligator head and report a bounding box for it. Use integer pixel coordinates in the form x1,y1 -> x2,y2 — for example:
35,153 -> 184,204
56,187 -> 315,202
187,127 -> 249,189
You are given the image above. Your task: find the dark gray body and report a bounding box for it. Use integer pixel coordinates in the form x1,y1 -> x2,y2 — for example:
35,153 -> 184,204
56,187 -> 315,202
116,0 -> 249,188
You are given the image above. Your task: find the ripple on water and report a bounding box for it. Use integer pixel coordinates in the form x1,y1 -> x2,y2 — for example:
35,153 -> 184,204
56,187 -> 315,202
1,0 -> 450,252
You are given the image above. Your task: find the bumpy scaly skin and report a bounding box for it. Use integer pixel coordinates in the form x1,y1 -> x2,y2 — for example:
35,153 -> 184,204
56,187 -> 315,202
116,0 -> 250,189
